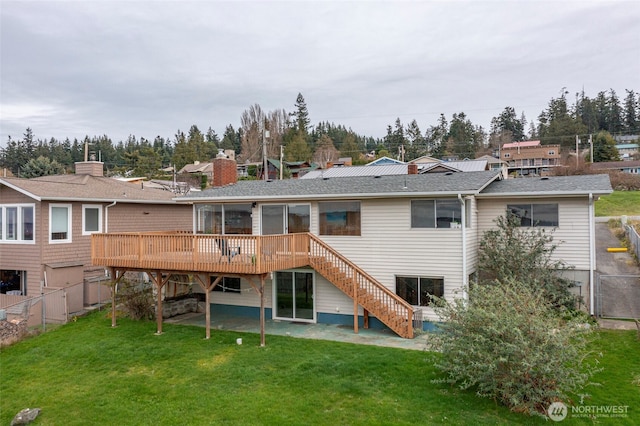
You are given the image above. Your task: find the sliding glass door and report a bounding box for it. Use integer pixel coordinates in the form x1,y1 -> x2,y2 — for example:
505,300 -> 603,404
274,270 -> 314,322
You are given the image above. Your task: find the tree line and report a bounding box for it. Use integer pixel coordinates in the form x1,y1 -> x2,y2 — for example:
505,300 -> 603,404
1,89 -> 638,178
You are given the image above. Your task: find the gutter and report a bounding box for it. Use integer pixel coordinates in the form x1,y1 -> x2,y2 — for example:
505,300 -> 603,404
105,201 -> 117,233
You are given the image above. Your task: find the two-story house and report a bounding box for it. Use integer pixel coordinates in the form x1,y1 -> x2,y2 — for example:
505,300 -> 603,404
92,155 -> 612,338
501,140 -> 561,177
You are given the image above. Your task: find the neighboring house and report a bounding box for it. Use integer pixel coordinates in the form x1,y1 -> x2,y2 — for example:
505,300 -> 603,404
500,140 -> 561,176
92,155 -> 611,338
475,155 -> 509,179
366,156 -> 405,166
615,144 -> 639,160
590,160 -> 640,174
258,159 -> 317,180
0,161 -> 192,308
178,161 -> 213,182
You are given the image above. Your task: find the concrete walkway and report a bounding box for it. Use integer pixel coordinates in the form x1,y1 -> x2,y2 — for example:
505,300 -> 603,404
165,311 -> 433,351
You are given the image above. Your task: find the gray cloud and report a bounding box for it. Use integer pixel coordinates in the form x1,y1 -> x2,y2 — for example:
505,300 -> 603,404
1,1 -> 638,147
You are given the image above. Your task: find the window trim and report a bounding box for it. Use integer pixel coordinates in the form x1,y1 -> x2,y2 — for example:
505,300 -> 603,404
507,203 -> 559,227
82,204 -> 103,235
395,275 -> 444,307
318,201 -> 361,236
194,203 -> 252,235
411,199 -> 463,229
49,203 -> 72,244
0,204 -> 35,244
261,203 -> 311,235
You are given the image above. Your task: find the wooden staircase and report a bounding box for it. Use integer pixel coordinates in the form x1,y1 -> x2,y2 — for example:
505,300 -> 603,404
307,234 -> 416,338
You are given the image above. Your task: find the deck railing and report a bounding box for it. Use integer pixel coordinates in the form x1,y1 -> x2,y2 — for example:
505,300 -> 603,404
92,231 -> 415,338
92,232 -> 310,274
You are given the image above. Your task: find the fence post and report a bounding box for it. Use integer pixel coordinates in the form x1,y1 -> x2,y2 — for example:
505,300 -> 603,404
41,280 -> 46,332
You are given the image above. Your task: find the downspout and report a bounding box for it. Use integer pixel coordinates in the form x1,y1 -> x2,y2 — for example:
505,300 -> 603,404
458,194 -> 467,300
589,193 -> 595,316
105,201 -> 117,233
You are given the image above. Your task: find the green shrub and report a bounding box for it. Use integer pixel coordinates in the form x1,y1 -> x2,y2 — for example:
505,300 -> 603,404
117,280 -> 155,320
431,279 -> 600,417
479,213 -> 578,310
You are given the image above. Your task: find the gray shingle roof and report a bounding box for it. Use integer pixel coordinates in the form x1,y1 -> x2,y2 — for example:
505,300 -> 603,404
1,175 -> 181,203
180,171 -> 501,202
479,174 -> 612,196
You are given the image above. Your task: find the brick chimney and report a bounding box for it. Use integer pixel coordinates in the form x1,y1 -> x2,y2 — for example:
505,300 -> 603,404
407,163 -> 418,175
212,150 -> 237,187
75,161 -> 104,177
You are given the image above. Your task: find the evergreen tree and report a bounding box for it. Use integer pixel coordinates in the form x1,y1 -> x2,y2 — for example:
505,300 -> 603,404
291,93 -> 310,135
591,130 -> 620,162
623,90 -> 639,134
339,132 -> 361,160
20,155 -> 66,178
284,130 -> 311,162
171,130 -> 196,171
220,125 -> 240,153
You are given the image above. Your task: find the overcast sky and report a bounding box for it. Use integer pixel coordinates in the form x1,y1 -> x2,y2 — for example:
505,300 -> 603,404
1,0 -> 639,148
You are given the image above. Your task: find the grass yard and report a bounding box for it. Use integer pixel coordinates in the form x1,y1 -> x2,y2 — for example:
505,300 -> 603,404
1,312 -> 639,425
595,190 -> 640,217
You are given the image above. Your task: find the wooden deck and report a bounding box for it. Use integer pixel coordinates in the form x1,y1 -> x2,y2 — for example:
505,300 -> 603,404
92,232 -> 311,274
91,232 -> 416,339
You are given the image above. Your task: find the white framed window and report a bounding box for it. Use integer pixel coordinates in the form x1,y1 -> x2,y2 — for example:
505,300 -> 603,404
82,205 -> 102,235
548,150 -> 555,155
503,153 -> 511,158
50,204 -> 72,243
0,204 -> 35,244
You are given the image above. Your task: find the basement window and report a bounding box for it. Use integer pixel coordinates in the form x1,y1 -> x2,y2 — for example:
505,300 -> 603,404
395,276 -> 444,306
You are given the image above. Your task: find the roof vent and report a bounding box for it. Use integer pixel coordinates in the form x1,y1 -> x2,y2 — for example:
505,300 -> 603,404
445,172 -> 454,176
540,177 -> 549,181
322,177 -> 329,181
374,175 -> 381,179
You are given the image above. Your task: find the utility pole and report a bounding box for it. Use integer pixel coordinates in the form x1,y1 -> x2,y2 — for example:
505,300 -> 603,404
589,134 -> 593,163
279,145 -> 284,180
575,135 -> 579,168
262,130 -> 270,181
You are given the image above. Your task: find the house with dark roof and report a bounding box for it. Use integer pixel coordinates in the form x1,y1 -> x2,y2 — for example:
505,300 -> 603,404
90,153 -> 612,338
0,161 -> 192,316
590,160 -> 640,174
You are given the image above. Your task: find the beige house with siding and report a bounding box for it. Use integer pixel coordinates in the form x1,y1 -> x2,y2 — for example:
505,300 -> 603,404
0,161 -> 192,310
159,164 -> 610,332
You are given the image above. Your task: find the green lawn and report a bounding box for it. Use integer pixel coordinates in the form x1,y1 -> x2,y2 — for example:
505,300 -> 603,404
1,312 -> 638,425
595,191 -> 640,217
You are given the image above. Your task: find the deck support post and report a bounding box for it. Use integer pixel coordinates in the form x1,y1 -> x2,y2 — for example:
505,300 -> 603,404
353,270 -> 358,334
245,274 -> 267,347
194,275 -> 221,340
151,270 -> 169,335
109,267 -> 123,328
363,309 -> 369,329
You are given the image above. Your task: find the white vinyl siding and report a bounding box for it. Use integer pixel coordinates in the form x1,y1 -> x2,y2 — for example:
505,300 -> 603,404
477,197 -> 591,269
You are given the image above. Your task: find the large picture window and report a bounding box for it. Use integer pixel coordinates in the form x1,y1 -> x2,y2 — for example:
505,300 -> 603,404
319,201 -> 361,236
50,204 -> 72,243
411,199 -> 462,228
395,276 -> 444,307
0,205 -> 34,243
195,204 -> 251,234
507,204 -> 558,227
